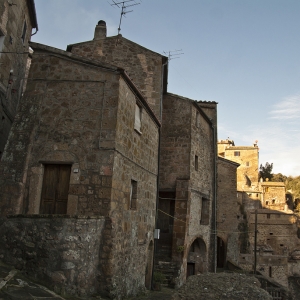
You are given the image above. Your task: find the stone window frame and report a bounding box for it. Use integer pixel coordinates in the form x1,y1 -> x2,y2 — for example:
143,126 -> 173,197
27,158 -> 79,215
130,179 -> 137,210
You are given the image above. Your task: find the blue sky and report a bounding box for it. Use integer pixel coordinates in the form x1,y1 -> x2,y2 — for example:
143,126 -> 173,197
32,0 -> 300,176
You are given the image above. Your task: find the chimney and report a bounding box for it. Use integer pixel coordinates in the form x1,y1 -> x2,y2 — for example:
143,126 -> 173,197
94,20 -> 107,40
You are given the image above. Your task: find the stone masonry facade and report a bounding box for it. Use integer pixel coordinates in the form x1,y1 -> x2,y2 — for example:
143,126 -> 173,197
0,41 -> 160,298
0,19 -> 218,299
0,0 -> 38,158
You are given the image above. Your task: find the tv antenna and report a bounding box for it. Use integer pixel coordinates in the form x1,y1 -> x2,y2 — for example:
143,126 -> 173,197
110,0 -> 141,34
163,49 -> 184,61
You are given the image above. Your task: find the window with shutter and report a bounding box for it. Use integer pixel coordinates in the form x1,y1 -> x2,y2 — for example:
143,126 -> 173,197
134,103 -> 142,132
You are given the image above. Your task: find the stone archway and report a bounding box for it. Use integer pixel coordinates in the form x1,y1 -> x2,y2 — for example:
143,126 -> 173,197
145,241 -> 154,289
217,236 -> 226,268
187,238 -> 207,277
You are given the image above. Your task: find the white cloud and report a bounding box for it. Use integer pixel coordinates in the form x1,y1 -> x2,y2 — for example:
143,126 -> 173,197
269,94 -> 300,120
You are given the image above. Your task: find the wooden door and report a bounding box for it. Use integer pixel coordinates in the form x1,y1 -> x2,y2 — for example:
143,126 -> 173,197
40,164 -> 71,214
187,263 -> 195,277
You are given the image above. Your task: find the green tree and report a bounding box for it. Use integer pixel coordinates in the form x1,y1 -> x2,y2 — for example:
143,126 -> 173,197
259,162 -> 273,181
271,173 -> 287,182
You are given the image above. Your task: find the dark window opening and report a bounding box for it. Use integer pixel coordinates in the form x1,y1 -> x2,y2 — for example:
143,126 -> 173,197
270,233 -> 273,235
246,162 -> 249,166
195,155 -> 198,171
267,214 -> 270,219
234,151 -> 240,156
200,198 -> 209,225
130,180 -> 137,210
269,266 -> 272,277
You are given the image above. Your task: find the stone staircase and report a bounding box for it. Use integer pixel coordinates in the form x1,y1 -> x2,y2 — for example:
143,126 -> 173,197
154,257 -> 179,288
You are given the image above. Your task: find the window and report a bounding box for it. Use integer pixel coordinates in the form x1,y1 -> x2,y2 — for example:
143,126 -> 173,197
195,155 -> 198,171
21,20 -> 27,43
130,180 -> 137,210
267,214 -> 270,219
200,198 -> 209,225
196,111 -> 200,128
134,103 -> 142,132
40,164 -> 71,214
0,29 -> 5,58
269,266 -> 272,278
234,151 -> 240,156
246,162 -> 249,166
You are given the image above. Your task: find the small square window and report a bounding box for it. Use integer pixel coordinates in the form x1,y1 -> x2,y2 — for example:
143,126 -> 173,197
234,151 -> 240,156
195,155 -> 198,171
134,103 -> 142,132
130,180 -> 137,210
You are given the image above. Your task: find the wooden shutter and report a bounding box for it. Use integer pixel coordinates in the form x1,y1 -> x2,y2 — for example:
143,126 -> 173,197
40,164 -> 71,214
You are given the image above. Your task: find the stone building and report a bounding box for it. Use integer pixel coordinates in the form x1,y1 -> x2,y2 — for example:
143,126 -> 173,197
157,93 -> 217,286
260,181 -> 287,211
216,157 -> 240,267
239,210 -> 300,288
0,0 -> 38,158
0,20 -> 218,298
0,42 -> 160,298
218,139 -> 259,192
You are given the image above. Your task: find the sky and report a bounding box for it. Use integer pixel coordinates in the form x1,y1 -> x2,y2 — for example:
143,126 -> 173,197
31,0 -> 300,177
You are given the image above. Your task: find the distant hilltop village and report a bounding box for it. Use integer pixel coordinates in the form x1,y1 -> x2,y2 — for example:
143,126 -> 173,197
0,1 -> 300,299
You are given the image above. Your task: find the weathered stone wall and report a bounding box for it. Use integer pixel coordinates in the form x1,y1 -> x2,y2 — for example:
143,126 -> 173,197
158,94 -> 216,285
159,94 -> 191,190
101,77 -> 159,297
0,44 -> 120,216
0,215 -> 105,297
0,0 -> 36,156
0,43 -> 160,298
68,34 -> 166,119
217,157 -> 241,265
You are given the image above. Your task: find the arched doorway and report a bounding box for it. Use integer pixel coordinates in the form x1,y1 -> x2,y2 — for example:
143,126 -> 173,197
187,238 -> 207,278
145,241 -> 154,289
217,236 -> 226,268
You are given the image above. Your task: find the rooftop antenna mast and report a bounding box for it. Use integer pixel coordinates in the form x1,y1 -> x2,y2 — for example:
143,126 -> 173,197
110,0 -> 141,34
163,49 -> 184,61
